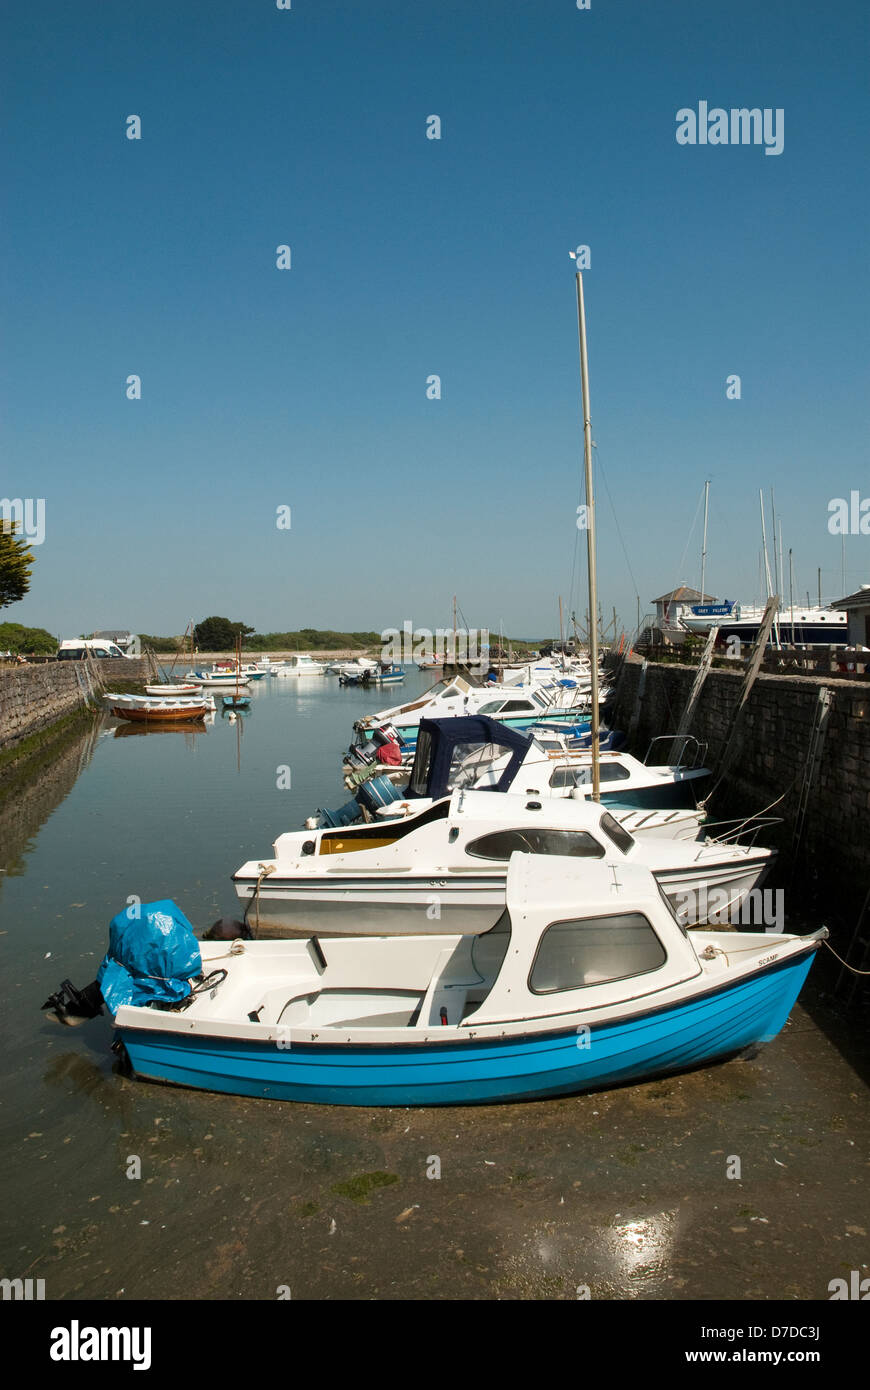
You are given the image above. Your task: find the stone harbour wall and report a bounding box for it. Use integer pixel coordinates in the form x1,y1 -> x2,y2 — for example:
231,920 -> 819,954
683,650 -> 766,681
0,659 -> 152,752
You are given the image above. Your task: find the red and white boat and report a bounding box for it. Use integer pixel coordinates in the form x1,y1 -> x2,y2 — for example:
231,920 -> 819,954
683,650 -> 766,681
104,692 -> 215,723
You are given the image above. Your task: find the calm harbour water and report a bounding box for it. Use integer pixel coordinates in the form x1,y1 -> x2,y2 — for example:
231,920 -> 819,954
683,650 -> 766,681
1,667 -> 867,1301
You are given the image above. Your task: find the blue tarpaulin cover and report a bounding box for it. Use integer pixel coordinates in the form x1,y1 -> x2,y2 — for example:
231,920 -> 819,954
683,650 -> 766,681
97,899 -> 202,1014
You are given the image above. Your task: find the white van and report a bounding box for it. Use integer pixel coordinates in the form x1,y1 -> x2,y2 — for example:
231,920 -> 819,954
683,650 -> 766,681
57,638 -> 130,661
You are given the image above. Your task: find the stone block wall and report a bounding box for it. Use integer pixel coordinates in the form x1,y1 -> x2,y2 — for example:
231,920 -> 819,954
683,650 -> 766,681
608,655 -> 870,907
0,659 -> 152,752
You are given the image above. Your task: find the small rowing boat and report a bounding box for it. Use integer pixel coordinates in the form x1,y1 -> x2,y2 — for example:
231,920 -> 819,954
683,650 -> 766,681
42,856 -> 826,1107
104,693 -> 215,723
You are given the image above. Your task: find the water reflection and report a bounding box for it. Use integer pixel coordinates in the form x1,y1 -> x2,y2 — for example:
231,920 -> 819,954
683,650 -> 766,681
112,720 -> 213,741
0,716 -> 101,891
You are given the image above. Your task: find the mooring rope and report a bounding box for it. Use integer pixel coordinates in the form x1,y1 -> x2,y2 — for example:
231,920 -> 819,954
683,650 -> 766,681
252,862 -> 275,936
821,940 -> 870,975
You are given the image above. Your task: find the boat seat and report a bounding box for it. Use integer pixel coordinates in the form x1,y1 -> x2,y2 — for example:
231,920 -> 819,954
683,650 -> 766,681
416,943 -> 487,1027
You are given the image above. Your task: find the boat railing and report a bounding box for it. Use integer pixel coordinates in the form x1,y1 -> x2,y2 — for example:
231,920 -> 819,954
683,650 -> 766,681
644,734 -> 709,769
700,815 -> 784,848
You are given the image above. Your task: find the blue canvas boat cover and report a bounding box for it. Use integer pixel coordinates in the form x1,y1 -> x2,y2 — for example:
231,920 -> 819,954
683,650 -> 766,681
408,716 -> 532,800
97,899 -> 202,1014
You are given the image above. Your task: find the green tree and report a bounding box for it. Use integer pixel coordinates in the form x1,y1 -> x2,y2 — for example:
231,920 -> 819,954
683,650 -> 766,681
193,616 -> 255,651
0,523 -> 34,608
0,621 -> 56,654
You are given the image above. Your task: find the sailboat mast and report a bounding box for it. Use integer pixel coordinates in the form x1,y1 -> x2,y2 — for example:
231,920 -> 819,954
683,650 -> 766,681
770,487 -> 780,598
700,479 -> 710,600
789,548 -> 795,636
760,491 -> 773,594
759,491 -> 780,652
575,271 -> 600,802
558,595 -> 565,669
452,595 -> 457,667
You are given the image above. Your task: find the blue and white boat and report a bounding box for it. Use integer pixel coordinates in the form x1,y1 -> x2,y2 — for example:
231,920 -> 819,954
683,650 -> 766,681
372,664 -> 406,686
343,715 -> 710,813
351,675 -> 598,756
89,858 -> 825,1107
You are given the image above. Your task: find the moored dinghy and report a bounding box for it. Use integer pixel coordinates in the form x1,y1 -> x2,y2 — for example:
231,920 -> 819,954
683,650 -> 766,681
56,857 -> 825,1106
104,692 -> 215,723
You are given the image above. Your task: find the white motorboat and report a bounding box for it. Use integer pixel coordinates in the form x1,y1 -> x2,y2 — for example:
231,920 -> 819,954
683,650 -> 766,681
350,675 -> 599,755
336,657 -> 379,681
273,654 -> 327,677
343,715 -> 709,813
233,788 -> 773,937
185,669 -> 252,689
144,682 -> 202,696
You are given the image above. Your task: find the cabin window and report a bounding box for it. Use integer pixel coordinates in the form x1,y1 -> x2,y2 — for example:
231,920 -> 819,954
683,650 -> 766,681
465,829 -> 605,860
529,913 -> 666,993
656,880 -> 689,938
599,812 -> 635,854
499,700 -> 534,713
477,700 -> 505,715
549,764 -> 630,788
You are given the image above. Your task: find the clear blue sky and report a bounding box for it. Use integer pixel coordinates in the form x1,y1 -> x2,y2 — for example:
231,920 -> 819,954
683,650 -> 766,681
2,0 -> 867,641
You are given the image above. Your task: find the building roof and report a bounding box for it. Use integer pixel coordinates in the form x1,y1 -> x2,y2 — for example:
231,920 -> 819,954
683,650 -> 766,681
831,585 -> 870,610
652,587 -> 717,604
93,629 -> 133,640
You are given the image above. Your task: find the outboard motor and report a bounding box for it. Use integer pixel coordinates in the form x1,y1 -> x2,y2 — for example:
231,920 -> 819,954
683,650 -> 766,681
41,978 -> 104,1027
346,740 -> 378,768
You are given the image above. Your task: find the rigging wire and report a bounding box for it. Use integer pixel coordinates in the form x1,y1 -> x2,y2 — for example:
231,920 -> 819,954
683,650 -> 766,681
586,444 -> 643,631
674,481 -> 706,592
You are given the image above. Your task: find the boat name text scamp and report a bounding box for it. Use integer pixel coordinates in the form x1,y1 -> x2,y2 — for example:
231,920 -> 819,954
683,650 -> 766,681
675,102 -> 784,155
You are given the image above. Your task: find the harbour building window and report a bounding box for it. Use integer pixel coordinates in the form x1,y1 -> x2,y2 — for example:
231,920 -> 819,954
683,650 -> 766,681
529,913 -> 666,993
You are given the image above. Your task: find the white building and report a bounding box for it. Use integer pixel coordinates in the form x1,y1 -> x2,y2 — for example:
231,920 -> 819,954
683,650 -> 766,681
832,585 -> 870,648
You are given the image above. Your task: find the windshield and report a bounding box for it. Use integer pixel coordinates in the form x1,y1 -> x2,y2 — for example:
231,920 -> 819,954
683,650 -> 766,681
448,741 -> 506,789
599,811 -> 635,854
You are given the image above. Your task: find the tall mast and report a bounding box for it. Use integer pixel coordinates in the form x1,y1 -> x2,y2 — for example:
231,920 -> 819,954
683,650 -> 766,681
558,595 -> 565,669
789,548 -> 795,638
759,490 -> 780,651
700,479 -> 710,600
575,272 -> 599,801
770,487 -> 780,598
759,491 -> 773,596
452,594 -> 457,667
